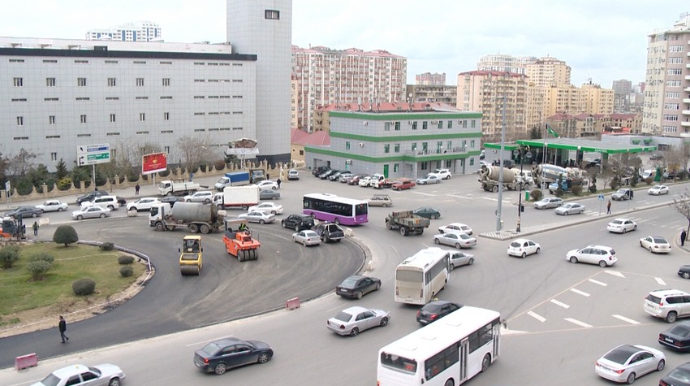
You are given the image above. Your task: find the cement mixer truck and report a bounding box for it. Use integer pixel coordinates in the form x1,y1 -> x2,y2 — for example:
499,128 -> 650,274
478,165 -> 528,192
149,202 -> 225,234
532,164 -> 567,188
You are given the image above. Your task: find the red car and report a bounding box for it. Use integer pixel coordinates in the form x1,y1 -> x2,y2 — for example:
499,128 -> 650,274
391,178 -> 416,191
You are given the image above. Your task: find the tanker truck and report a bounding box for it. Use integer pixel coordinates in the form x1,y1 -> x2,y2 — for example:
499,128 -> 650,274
478,165 -> 528,192
149,202 -> 225,234
532,164 -> 567,188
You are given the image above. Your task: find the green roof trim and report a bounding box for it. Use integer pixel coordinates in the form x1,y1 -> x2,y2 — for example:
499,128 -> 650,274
484,138 -> 656,154
305,146 -> 481,162
329,111 -> 482,120
330,131 -> 482,142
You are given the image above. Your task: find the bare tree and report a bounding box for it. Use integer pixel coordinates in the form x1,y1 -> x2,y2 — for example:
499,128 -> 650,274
175,135 -> 212,172
664,144 -> 689,180
671,188 -> 690,235
7,148 -> 38,176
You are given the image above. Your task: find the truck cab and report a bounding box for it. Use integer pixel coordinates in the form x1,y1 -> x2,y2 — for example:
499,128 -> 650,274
179,235 -> 203,275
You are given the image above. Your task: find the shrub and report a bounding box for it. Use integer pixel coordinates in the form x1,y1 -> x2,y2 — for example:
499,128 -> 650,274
72,278 -> 96,296
588,184 -> 597,193
644,177 -> 653,185
0,246 -> 20,269
214,160 -> 227,171
100,242 -> 115,251
53,225 -> 79,247
555,188 -> 564,197
29,252 -> 55,264
571,185 -> 583,196
118,255 -> 135,265
119,266 -> 134,277
609,179 -> 619,191
27,260 -> 52,281
529,189 -> 542,201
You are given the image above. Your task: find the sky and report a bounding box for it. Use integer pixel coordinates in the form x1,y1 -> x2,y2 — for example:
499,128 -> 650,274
0,0 -> 687,87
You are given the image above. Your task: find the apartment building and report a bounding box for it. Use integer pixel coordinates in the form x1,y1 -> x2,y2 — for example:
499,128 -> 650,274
456,70 -> 528,142
612,79 -> 633,112
545,113 -> 641,138
415,72 -> 446,85
642,12 -> 690,136
406,84 -> 457,106
477,54 -> 537,74
86,21 -> 162,42
525,56 -> 571,87
291,45 -> 407,132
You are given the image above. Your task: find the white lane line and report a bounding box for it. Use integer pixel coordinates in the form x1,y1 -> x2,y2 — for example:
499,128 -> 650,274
413,192 -> 437,197
655,277 -> 667,285
482,197 -> 498,202
527,311 -> 546,322
447,194 -> 473,199
588,279 -> 607,286
565,318 -> 592,328
605,270 -> 625,278
550,299 -> 570,309
570,288 -> 590,297
612,315 -> 640,325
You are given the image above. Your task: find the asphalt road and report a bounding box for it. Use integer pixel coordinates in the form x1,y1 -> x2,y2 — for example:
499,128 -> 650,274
1,172 -> 688,385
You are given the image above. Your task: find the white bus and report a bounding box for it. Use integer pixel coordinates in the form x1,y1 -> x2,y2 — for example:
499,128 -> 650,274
377,306 -> 501,386
395,248 -> 450,305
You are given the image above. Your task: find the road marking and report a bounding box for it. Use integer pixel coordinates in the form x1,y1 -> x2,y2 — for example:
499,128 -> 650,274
605,270 -> 625,278
413,192 -> 437,197
588,279 -> 607,286
612,314 -> 640,325
527,311 -> 546,322
570,288 -> 590,297
655,277 -> 667,285
550,299 -> 570,309
447,194 -> 473,199
482,197 -> 498,202
565,318 -> 592,328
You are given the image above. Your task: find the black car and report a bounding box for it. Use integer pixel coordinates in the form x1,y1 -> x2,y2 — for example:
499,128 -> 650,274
160,196 -> 182,207
661,362 -> 690,386
336,275 -> 381,299
194,337 -> 273,375
328,171 -> 344,181
650,153 -> 664,161
281,214 -> 315,232
5,206 -> 43,219
659,322 -> 690,352
76,190 -> 109,205
413,207 -> 441,219
416,301 -> 463,325
319,170 -> 337,179
312,166 -> 330,177
314,222 -> 344,242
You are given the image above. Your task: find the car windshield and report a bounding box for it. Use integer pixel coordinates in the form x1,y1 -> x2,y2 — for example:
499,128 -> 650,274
669,367 -> 690,382
611,220 -> 622,225
669,325 -> 690,337
422,303 -> 444,313
653,237 -> 668,244
510,242 -> 521,248
340,277 -> 359,287
603,346 -> 636,364
201,342 -> 222,356
38,374 -> 61,386
333,311 -> 353,322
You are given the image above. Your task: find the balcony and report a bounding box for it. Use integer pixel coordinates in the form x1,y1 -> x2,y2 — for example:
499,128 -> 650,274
682,121 -> 690,128
685,98 -> 690,104
684,110 -> 690,116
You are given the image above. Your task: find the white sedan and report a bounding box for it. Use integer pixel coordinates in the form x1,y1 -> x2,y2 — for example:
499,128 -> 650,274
607,218 -> 637,234
648,185 -> 669,195
640,235 -> 672,254
433,232 -> 476,249
256,180 -> 279,190
507,239 -> 541,258
36,199 -> 68,213
595,344 -> 665,384
238,211 -> 276,224
555,203 -> 585,215
248,202 -> 283,215
72,206 -> 111,220
438,223 -> 473,235
32,363 -> 126,386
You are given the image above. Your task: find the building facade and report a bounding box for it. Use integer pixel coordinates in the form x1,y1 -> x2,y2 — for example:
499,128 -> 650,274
477,54 -> 537,74
305,109 -> 482,179
0,37 -> 256,172
291,45 -> 407,133
86,21 -> 162,42
415,72 -> 446,86
545,113 -> 642,138
524,56 -> 571,87
227,0 -> 292,163
642,12 -> 690,136
406,84 -> 457,106
612,79 -> 633,112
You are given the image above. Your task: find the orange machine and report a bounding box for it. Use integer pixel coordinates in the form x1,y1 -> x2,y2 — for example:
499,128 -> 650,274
222,218 -> 260,262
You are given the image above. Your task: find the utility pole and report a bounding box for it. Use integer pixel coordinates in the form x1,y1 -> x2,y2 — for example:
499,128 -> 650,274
496,95 -> 506,232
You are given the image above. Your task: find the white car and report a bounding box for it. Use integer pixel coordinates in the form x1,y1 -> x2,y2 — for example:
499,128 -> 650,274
238,210 -> 276,224
126,197 -> 160,212
31,363 -> 126,386
595,344 -> 665,384
248,202 -> 283,215
507,239 -> 541,258
416,174 -> 442,185
640,235 -> 671,253
358,176 -> 373,187
184,191 -> 214,203
256,180 -> 279,190
292,230 -> 321,246
607,218 -> 637,234
429,168 -> 452,180
433,232 -> 476,249
449,251 -> 474,270
287,169 -> 299,180
72,206 -> 111,220
566,245 -> 617,267
438,223 -> 473,235
648,185 -> 669,195
80,195 -> 120,211
36,200 -> 68,213
555,203 -> 585,215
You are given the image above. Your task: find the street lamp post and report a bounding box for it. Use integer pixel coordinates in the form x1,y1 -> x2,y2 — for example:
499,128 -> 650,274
516,145 -> 529,233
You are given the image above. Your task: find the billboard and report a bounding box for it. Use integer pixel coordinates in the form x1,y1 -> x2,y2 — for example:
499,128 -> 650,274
77,143 -> 111,166
142,152 -> 168,174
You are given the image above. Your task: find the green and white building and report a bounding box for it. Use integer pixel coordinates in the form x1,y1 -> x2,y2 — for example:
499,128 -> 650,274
305,107 -> 483,178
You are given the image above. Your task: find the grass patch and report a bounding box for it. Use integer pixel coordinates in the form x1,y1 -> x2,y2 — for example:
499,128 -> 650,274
0,243 -> 145,316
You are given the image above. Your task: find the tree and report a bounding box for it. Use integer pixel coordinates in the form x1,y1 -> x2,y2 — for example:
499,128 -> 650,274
7,148 -> 38,176
0,151 -> 9,183
55,158 -> 69,180
664,143 -> 690,181
528,126 -> 543,139
176,135 -> 212,173
671,187 -> 690,236
53,225 -> 79,247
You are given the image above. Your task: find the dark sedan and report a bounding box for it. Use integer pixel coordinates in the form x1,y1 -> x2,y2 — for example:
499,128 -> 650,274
659,322 -> 690,352
413,207 -> 441,219
336,275 -> 381,299
194,337 -> 273,375
416,301 -> 463,325
660,362 -> 690,386
679,265 -> 690,280
4,206 -> 42,219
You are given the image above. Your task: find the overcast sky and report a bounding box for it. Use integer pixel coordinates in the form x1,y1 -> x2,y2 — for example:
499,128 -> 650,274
1,1 -> 687,87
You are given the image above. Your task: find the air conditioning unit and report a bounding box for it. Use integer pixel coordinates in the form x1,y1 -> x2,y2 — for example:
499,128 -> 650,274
431,120 -> 438,124
363,121 -> 368,126
359,143 -> 364,147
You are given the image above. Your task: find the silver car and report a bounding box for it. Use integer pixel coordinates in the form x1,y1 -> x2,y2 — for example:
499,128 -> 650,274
533,197 -> 563,209
449,251 -> 474,270
36,200 -> 69,213
184,191 -> 214,203
326,306 -> 390,337
416,174 -> 442,185
606,218 -> 637,234
72,206 -> 111,220
555,202 -> 585,215
31,363 -> 126,386
238,211 -> 275,224
292,230 -> 321,246
433,232 -> 476,249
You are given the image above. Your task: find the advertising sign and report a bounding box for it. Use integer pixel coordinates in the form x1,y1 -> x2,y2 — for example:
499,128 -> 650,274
142,152 -> 168,174
77,143 -> 111,166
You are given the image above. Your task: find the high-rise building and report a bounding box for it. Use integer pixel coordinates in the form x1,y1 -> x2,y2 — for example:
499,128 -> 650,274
86,21 -> 161,42
291,46 -> 407,132
642,12 -> 690,136
415,72 -> 446,85
612,79 -> 633,112
227,0 -> 292,163
477,54 -> 537,74
524,56 -> 571,87
406,84 -> 457,106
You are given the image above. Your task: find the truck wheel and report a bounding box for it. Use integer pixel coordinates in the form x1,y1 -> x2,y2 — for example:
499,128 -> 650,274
386,220 -> 392,230
200,224 -> 211,234
155,222 -> 165,231
400,227 -> 409,236
189,224 -> 199,233
492,186 -> 498,193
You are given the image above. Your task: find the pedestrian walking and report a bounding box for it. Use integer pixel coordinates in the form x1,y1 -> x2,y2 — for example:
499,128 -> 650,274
682,230 -> 687,247
32,221 -> 39,236
630,189 -> 634,200
58,315 -> 69,343
606,200 -> 612,214
276,178 -> 282,189
135,183 -> 140,195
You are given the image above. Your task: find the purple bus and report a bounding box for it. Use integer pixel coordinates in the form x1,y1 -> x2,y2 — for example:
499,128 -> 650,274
302,193 -> 368,225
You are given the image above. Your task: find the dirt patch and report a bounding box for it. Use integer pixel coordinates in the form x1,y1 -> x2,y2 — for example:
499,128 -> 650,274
0,263 -> 152,338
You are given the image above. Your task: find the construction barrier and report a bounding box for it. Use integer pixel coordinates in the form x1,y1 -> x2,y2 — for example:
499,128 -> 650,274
15,353 -> 38,370
286,297 -> 300,310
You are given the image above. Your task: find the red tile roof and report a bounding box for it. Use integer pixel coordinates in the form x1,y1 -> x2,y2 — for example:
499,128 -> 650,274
291,128 -> 330,146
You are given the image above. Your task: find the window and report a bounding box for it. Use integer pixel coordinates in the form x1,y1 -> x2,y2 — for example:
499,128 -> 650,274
421,161 -> 428,170
471,120 -> 476,128
133,61 -> 146,64
11,98 -> 27,102
394,122 -> 401,131
164,146 -> 170,153
80,115 -> 87,124
668,69 -> 683,76
77,78 -> 86,87
162,112 -> 170,121
463,120 -> 468,128
162,78 -> 171,86
470,140 -> 475,148
108,78 -> 116,87
110,114 -> 116,122
346,141 -> 350,150
394,164 -> 399,173
105,97 -> 119,101
422,121 -> 428,130
665,103 -> 680,110
140,113 -> 146,121
412,121 -> 417,130
49,115 -> 56,124
666,92 -> 680,98
394,144 -> 400,153
51,152 -> 57,161
411,143 -> 417,151
438,121 -> 443,129
74,60 -> 88,64
46,77 -> 55,87
447,120 -> 452,129
136,78 -> 144,86
44,97 -> 58,101
664,114 -> 679,122
265,9 -> 280,19
384,144 -> 390,153
447,141 -> 452,150
384,122 -> 391,131
17,116 -> 24,126
470,158 -> 475,166
13,77 -> 23,87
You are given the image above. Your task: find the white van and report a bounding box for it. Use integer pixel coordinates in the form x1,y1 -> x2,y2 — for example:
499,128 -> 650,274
640,169 -> 655,180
